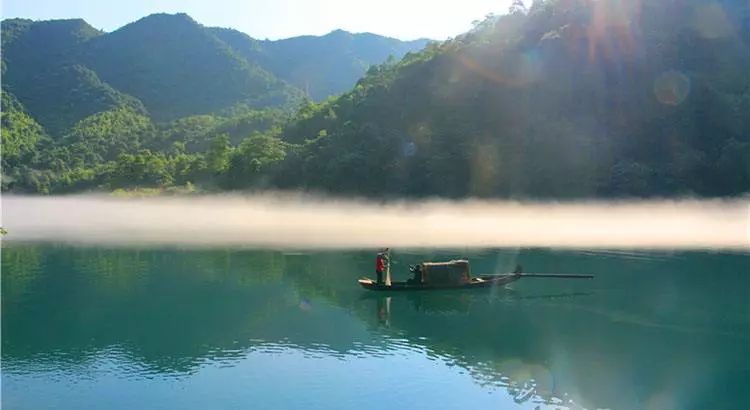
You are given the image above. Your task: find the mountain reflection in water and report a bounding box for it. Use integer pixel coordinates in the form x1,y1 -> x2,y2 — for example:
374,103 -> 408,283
2,245 -> 748,409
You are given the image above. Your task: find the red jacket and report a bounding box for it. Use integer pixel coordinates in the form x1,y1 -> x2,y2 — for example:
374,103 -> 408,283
376,254 -> 385,273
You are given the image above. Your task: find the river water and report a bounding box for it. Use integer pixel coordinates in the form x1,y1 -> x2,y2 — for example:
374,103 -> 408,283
2,245 -> 748,409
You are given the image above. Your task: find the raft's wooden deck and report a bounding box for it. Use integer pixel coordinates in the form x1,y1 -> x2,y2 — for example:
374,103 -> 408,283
358,274 -> 521,291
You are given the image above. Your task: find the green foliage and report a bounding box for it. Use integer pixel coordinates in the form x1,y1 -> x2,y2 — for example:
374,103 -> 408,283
0,98 -> 286,193
1,91 -> 47,169
223,134 -> 287,188
206,134 -> 232,174
106,150 -> 174,188
153,107 -> 286,152
60,106 -> 154,166
156,115 -> 223,152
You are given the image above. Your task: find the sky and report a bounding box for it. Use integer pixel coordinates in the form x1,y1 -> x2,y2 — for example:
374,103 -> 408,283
1,0 -> 513,40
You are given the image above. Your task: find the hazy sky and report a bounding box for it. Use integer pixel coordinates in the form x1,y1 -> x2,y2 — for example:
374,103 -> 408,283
1,0 -> 513,40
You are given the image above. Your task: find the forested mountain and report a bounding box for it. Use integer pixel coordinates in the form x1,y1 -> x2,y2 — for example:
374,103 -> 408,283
77,14 -> 302,121
0,12 -> 428,193
211,27 -> 430,100
0,14 -> 300,130
1,18 -> 145,134
275,0 -> 750,198
1,13 -> 427,132
2,1 -> 748,198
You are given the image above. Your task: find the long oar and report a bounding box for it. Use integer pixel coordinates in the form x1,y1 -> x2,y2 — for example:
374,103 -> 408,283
485,273 -> 594,279
520,273 -> 593,279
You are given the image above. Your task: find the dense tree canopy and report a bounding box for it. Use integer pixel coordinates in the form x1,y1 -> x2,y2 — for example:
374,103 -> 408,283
273,0 -> 750,198
1,91 -> 47,172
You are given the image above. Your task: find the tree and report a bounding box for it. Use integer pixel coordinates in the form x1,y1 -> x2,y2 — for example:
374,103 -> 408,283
223,134 -> 286,188
108,150 -> 173,188
206,134 -> 232,174
509,0 -> 527,15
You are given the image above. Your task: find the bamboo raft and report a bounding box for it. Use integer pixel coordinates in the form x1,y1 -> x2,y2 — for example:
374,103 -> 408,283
358,260 -> 592,291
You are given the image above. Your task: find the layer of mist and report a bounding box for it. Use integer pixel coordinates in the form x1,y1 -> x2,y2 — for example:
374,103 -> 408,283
2,194 -> 748,250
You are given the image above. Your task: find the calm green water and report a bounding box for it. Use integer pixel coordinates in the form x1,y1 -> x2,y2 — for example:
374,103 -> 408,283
2,245 -> 748,409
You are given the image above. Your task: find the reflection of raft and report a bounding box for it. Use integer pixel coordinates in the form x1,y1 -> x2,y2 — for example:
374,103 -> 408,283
359,260 -> 521,291
358,259 -> 593,291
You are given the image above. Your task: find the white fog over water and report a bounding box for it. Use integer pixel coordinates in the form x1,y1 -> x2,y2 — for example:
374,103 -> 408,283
2,195 -> 748,250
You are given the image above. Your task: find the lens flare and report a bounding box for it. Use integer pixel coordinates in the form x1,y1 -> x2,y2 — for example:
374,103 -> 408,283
654,70 -> 691,106
586,0 -> 641,62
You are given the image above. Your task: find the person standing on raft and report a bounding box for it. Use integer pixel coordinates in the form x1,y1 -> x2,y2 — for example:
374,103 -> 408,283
375,248 -> 390,285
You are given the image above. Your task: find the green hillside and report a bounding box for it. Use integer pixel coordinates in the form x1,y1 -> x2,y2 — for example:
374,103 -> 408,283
274,0 -> 750,198
1,18 -> 143,134
78,13 -> 302,121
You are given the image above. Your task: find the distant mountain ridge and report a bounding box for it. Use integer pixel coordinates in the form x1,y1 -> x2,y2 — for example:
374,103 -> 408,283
210,27 -> 430,100
76,13 -> 300,122
0,13 -> 430,135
